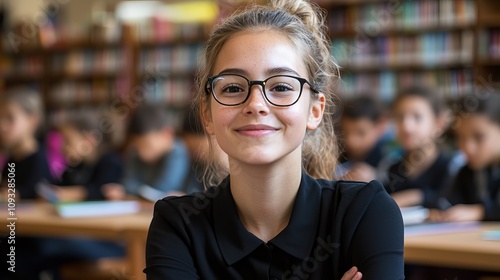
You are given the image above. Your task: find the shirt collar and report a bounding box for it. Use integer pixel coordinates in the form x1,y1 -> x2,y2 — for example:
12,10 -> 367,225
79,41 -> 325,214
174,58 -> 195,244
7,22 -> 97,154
213,173 -> 322,265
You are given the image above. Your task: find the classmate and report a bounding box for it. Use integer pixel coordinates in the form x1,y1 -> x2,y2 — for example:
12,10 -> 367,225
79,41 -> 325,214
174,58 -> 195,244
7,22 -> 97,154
50,112 -> 124,201
0,88 -> 54,280
38,112 -> 125,279
122,104 -> 194,198
338,94 -> 389,182
383,86 -> 453,208
145,1 -> 404,279
430,94 -> 500,222
0,87 -> 54,199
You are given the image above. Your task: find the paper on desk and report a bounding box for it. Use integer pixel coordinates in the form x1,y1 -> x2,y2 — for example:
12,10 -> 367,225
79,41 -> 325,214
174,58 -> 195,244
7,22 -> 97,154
405,221 -> 481,237
56,200 -> 140,218
400,206 -> 429,226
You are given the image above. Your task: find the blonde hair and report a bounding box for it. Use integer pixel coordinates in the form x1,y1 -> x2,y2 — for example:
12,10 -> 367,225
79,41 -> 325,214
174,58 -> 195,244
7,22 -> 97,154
196,0 -> 340,187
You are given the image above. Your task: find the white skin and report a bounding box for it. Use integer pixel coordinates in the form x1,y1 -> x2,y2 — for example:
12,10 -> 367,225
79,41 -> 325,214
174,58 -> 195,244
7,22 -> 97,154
391,96 -> 446,207
430,115 -> 500,222
204,30 -> 361,280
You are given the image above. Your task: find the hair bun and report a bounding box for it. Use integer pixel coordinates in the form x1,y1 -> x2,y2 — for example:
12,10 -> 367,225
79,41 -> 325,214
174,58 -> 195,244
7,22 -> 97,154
271,0 -> 325,38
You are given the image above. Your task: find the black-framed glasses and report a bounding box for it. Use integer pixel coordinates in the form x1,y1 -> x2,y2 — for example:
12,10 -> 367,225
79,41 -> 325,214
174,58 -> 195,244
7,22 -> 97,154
205,74 -> 319,107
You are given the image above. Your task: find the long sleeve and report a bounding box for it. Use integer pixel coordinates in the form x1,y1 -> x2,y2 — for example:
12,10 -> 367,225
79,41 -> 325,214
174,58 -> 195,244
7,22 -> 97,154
350,187 -> 405,280
145,199 -> 199,280
483,199 -> 500,221
122,153 -> 145,195
85,153 -> 123,200
150,140 -> 191,193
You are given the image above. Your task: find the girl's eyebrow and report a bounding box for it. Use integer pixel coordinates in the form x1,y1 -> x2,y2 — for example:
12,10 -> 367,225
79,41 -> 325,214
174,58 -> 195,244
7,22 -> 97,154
266,67 -> 301,77
216,67 -> 301,77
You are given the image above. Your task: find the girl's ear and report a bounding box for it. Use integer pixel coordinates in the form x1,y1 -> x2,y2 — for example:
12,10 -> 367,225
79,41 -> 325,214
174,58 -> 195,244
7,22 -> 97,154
201,104 -> 215,135
307,93 -> 325,130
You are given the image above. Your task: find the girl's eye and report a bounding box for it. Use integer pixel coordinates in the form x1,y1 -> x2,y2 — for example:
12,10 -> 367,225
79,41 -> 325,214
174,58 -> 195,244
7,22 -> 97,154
221,84 -> 245,94
269,83 -> 293,92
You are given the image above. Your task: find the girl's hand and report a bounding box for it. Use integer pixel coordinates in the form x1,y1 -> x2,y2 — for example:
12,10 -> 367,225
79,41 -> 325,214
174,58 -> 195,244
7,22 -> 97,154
341,266 -> 362,280
442,204 -> 484,222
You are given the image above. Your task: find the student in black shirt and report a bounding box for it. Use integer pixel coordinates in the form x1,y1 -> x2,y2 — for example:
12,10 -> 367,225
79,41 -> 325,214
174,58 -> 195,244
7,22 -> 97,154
431,94 -> 500,222
0,88 -> 54,280
338,94 -> 389,182
145,1 -> 404,279
0,87 -> 54,199
51,112 -> 123,201
383,86 -> 453,208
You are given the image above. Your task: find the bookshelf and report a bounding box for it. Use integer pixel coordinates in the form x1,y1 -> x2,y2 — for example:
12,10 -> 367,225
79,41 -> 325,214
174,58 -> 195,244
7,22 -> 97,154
317,0 -> 500,100
0,18 -> 207,131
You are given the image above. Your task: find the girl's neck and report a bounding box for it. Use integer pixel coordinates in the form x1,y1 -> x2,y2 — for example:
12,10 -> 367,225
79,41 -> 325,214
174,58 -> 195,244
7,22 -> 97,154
229,146 -> 302,242
10,137 -> 38,161
404,142 -> 439,177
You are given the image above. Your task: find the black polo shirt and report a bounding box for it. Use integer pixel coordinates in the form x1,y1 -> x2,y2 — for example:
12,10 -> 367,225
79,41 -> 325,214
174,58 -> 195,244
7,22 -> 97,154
145,173 -> 404,280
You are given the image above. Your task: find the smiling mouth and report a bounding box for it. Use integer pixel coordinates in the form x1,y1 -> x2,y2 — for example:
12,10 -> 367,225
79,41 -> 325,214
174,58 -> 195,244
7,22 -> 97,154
235,124 -> 279,137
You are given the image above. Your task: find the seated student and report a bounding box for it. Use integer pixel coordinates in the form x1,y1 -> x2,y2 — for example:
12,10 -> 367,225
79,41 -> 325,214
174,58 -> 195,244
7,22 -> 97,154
338,94 -> 389,182
0,88 -> 54,280
431,94 -> 500,222
39,112 -> 125,278
122,104 -> 192,198
383,86 -> 453,208
0,87 -> 54,199
51,112 -> 124,201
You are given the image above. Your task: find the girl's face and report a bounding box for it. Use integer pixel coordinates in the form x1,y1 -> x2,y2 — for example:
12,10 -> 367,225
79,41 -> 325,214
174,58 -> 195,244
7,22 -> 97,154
205,30 -> 324,168
393,96 -> 442,151
455,114 -> 500,170
0,102 -> 37,149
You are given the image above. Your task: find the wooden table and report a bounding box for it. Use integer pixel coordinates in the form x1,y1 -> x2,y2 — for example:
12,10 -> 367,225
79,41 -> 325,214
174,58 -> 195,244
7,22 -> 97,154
405,223 -> 500,272
0,203 -> 153,280
2,203 -> 500,278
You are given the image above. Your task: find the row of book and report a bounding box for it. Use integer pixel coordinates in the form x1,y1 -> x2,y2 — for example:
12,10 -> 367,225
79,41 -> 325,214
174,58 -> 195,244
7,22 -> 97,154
48,80 -> 120,106
51,49 -> 127,76
134,19 -> 207,43
332,31 -> 473,69
1,55 -> 44,77
138,44 -> 203,74
140,78 -> 194,106
338,69 -> 473,100
478,28 -> 500,60
327,0 -> 476,34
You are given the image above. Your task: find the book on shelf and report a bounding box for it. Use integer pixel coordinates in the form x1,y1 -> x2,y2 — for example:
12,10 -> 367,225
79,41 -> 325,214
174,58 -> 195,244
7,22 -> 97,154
138,43 -> 203,75
339,69 -> 473,100
332,31 -> 473,69
326,0 -> 476,34
51,49 -> 126,76
479,28 -> 500,60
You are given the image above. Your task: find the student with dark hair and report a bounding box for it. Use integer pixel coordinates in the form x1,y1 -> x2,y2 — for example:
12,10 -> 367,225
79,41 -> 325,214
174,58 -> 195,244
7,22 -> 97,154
338,94 -> 389,182
383,86 -> 454,208
38,111 -> 125,279
0,87 -> 53,199
0,87 -> 54,280
430,94 -> 500,222
122,104 -> 193,198
50,112 -> 124,201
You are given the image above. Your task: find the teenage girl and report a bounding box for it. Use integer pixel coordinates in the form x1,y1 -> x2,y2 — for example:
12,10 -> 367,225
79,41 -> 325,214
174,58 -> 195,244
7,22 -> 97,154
145,1 -> 404,279
384,86 -> 453,208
